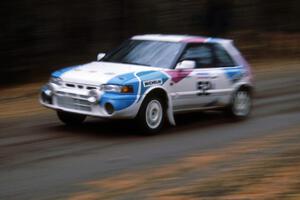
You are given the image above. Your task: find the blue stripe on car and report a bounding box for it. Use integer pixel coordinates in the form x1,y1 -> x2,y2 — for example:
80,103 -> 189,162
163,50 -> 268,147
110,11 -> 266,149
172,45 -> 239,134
223,66 -> 245,83
136,70 -> 169,101
100,71 -> 169,111
100,73 -> 139,111
106,73 -> 139,95
100,93 -> 137,111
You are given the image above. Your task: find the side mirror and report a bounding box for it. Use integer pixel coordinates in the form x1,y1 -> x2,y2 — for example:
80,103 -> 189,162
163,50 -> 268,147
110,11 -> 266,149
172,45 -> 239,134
176,60 -> 196,70
97,53 -> 106,61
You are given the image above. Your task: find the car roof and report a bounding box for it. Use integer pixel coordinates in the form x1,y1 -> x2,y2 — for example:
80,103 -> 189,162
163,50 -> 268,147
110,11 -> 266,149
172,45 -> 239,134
132,34 -> 232,44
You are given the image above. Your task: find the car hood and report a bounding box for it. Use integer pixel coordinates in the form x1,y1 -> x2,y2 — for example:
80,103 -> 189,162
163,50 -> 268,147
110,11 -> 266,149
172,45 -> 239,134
55,61 -> 162,85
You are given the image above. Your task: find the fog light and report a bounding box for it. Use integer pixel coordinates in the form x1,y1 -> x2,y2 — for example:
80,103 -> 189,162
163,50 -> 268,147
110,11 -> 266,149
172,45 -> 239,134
88,89 -> 100,104
87,96 -> 97,103
41,84 -> 54,104
105,103 -> 114,114
41,91 -> 53,104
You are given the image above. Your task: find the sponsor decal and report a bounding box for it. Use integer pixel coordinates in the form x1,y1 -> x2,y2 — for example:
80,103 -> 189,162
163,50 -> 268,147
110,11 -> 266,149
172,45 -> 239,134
143,79 -> 163,87
165,69 -> 193,83
197,81 -> 214,96
136,70 -> 169,102
196,72 -> 211,79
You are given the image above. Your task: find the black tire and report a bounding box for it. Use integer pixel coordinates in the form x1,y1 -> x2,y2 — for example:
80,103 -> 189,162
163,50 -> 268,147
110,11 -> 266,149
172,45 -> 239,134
136,95 -> 166,134
224,88 -> 252,120
56,111 -> 86,126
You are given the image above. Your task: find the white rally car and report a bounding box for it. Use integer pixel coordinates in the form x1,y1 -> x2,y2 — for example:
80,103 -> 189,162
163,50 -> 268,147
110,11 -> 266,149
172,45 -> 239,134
40,34 -> 254,133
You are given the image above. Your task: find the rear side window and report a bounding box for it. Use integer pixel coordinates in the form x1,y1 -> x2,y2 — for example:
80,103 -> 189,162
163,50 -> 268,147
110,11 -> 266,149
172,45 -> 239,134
180,44 -> 214,68
214,44 -> 236,67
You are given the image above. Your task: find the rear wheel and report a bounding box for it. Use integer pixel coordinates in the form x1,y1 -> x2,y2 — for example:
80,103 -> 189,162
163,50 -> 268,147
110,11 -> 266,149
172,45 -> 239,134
56,111 -> 86,126
136,95 -> 165,134
225,89 -> 252,120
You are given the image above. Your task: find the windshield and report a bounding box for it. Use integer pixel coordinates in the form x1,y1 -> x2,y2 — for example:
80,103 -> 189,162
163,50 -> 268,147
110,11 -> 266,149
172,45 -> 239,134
102,40 -> 183,69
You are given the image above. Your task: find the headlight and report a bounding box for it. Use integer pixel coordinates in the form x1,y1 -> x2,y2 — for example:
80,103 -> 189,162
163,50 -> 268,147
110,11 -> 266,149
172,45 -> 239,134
100,84 -> 133,93
50,77 -> 63,86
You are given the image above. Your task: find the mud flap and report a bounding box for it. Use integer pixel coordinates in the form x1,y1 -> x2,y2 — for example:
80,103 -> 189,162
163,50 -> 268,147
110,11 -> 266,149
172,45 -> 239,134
167,94 -> 176,126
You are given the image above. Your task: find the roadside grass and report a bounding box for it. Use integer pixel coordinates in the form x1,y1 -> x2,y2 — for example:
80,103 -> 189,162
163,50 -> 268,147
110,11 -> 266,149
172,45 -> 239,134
66,126 -> 300,200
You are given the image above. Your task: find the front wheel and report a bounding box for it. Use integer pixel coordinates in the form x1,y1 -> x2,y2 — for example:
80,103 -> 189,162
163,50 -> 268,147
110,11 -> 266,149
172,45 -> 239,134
56,111 -> 86,126
225,89 -> 252,120
136,96 -> 165,134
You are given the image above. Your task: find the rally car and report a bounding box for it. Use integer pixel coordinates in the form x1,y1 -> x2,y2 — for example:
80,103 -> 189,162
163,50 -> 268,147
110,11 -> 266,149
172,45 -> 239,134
40,34 -> 253,133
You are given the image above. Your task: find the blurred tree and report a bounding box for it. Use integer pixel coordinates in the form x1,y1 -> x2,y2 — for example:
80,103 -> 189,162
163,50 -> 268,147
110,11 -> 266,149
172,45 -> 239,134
204,0 -> 233,36
260,0 -> 300,32
0,0 -> 299,85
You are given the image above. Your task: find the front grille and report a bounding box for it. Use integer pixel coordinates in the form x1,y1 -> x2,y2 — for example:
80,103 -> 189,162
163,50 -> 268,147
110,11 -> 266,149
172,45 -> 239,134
64,82 -> 99,90
56,95 -> 92,112
56,91 -> 88,99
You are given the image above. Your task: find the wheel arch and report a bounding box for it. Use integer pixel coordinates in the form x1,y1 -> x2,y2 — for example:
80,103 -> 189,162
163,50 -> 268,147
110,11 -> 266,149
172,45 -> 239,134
138,86 -> 176,126
141,87 -> 169,109
235,83 -> 254,97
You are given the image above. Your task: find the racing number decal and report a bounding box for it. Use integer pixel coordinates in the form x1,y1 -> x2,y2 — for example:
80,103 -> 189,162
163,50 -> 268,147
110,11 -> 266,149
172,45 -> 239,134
197,81 -> 213,95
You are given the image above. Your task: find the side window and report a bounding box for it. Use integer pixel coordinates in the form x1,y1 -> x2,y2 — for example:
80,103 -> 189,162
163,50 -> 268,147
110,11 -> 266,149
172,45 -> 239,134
180,44 -> 214,68
214,44 -> 236,67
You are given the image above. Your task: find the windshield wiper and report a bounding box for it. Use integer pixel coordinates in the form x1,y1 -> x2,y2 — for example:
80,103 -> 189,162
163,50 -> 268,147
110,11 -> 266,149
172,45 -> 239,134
121,61 -> 151,67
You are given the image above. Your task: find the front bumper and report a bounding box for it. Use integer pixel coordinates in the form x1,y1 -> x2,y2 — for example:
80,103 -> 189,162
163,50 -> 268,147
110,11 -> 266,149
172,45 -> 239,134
40,84 -> 140,119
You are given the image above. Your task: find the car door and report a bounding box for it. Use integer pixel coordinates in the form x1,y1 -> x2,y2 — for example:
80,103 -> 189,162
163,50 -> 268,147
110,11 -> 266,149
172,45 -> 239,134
171,43 -> 216,111
189,43 -> 239,107
185,43 -> 222,107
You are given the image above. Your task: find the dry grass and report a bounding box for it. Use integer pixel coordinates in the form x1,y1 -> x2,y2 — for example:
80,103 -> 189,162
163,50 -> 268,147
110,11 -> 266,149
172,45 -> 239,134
66,126 -> 300,200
